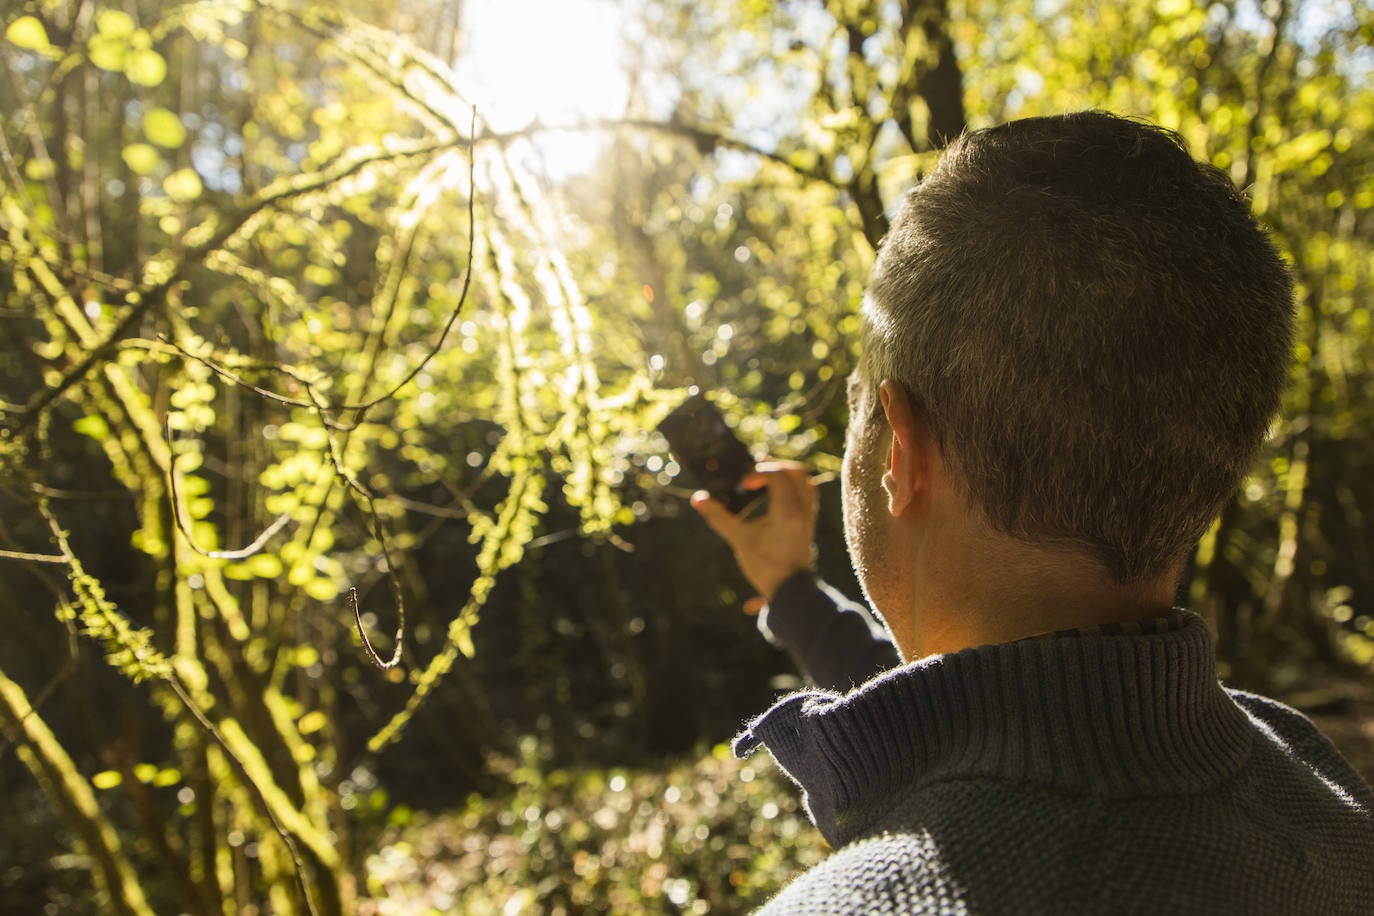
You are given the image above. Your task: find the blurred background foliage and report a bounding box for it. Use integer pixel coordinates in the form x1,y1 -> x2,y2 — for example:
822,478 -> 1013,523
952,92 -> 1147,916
0,0 -> 1371,912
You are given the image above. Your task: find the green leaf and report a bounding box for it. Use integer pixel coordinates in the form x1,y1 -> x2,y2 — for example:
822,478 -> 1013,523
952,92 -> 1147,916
164,168 -> 203,202
95,9 -> 136,38
246,553 -> 282,578
73,415 -> 109,440
388,804 -> 414,827
455,620 -> 475,658
143,107 -> 187,149
88,34 -> 126,72
92,770 -> 122,790
298,710 -> 327,735
122,143 -> 160,176
223,563 -> 253,581
303,577 -> 338,601
152,767 -> 181,787
23,158 -> 55,181
125,48 -> 166,87
5,16 -> 50,52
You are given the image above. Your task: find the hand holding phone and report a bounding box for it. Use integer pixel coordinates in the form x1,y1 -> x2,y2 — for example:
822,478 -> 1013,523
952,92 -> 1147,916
659,393 -> 818,601
657,393 -> 760,515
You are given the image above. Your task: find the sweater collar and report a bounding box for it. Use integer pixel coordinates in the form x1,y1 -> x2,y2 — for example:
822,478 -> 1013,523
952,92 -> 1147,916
733,612 -> 1254,847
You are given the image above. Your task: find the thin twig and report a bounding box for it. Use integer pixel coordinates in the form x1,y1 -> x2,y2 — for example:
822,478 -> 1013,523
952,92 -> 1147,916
329,108 -> 480,421
150,337 -> 319,410
0,548 -> 68,563
347,587 -> 399,670
386,492 -> 474,520
164,420 -> 293,560
325,430 -> 404,670
482,115 -> 831,184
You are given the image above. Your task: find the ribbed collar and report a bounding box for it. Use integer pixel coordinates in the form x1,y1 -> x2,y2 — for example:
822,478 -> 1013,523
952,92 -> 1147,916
734,612 -> 1255,847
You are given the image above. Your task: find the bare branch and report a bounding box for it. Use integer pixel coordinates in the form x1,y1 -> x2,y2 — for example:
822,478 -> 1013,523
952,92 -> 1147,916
327,446 -> 405,671
165,420 -> 293,561
146,337 -> 320,411
386,493 -> 474,520
348,587 -> 400,671
482,115 -> 832,185
0,549 -> 68,564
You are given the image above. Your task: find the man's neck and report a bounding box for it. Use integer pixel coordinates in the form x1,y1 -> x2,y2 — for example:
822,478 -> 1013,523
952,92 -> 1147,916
898,531 -> 1180,661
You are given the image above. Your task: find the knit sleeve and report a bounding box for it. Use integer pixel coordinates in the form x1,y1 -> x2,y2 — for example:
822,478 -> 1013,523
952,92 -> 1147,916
757,572 -> 901,691
1228,689 -> 1374,805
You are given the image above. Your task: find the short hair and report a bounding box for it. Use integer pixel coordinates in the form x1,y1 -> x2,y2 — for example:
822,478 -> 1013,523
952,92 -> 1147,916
862,111 -> 1295,583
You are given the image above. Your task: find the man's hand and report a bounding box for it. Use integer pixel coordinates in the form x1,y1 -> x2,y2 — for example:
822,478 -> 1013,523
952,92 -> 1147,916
691,460 -> 819,607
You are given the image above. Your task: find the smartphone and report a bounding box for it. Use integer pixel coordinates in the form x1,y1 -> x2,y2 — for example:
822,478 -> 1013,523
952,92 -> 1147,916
657,393 -> 761,515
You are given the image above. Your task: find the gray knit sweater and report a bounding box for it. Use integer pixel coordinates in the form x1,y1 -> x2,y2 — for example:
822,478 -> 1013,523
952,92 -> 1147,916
737,575 -> 1374,914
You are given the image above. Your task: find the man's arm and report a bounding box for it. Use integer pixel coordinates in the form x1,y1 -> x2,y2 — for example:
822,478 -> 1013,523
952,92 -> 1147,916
758,571 -> 900,691
692,461 -> 900,692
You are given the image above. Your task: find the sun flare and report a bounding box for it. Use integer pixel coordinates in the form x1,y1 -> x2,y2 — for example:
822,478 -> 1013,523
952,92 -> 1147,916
456,0 -> 630,173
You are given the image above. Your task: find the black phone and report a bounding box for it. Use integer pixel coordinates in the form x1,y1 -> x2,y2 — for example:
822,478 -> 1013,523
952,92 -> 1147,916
657,393 -> 761,515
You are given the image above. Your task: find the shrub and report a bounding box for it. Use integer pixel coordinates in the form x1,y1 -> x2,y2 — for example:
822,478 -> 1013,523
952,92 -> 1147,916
358,741 -> 826,914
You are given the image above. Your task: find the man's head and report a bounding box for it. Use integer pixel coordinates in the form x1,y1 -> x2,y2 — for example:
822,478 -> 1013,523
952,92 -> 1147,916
846,111 -> 1294,606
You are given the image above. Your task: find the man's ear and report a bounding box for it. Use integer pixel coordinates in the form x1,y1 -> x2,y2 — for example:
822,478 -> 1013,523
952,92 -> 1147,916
878,380 -> 929,518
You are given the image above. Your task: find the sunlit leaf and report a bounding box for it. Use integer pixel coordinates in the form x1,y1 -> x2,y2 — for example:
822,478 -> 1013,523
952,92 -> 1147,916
304,577 -> 338,601
454,620 -> 475,658
72,415 -> 109,440
246,553 -> 282,578
95,9 -> 136,38
298,710 -> 327,735
5,16 -> 49,52
144,108 -> 187,149
125,48 -> 167,87
164,167 -> 203,201
223,563 -> 253,581
88,34 -> 126,71
92,770 -> 122,790
22,158 -> 55,181
121,143 -> 159,176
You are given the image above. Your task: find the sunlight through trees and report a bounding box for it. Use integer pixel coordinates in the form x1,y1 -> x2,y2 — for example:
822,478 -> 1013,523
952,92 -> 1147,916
2,0 -> 1372,910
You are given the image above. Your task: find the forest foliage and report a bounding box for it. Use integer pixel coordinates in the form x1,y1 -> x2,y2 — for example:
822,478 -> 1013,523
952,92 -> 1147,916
1,0 -> 1372,912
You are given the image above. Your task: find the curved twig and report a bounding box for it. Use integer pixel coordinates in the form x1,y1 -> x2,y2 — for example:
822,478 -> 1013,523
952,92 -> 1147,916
347,586 -> 400,671
149,337 -> 320,411
165,420 -> 293,560
331,108 -> 479,422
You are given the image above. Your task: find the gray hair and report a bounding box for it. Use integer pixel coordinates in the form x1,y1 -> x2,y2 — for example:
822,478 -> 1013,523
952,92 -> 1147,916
862,111 -> 1294,582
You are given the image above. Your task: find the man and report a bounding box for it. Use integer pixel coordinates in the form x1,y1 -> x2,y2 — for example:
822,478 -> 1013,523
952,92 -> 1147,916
693,111 -> 1374,914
